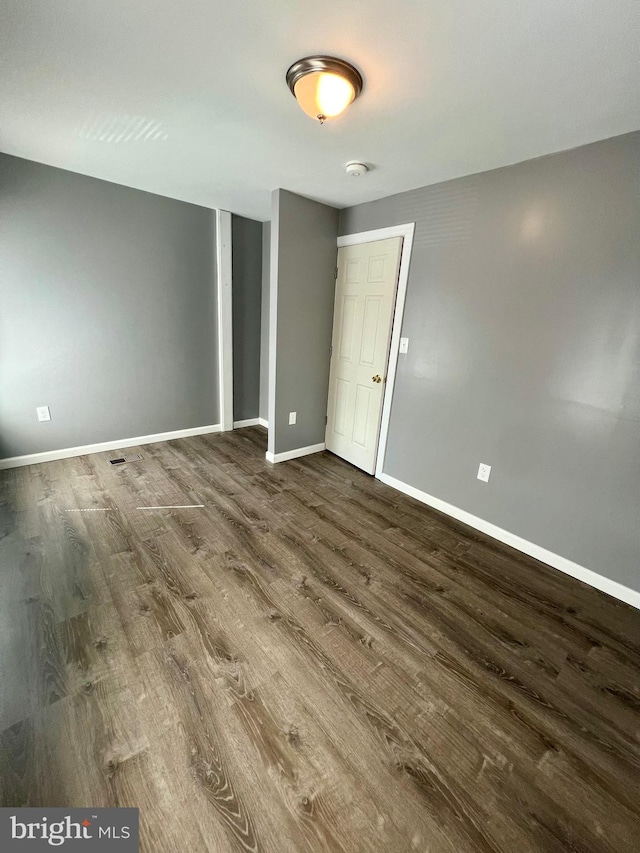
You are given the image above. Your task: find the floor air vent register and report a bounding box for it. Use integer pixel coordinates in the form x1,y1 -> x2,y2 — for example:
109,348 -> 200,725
109,454 -> 143,465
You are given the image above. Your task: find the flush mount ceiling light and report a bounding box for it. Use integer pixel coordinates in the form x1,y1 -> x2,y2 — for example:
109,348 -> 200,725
286,56 -> 363,124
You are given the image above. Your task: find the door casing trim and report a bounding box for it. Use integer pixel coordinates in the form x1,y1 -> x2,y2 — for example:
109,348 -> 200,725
336,223 -> 416,477
216,209 -> 234,431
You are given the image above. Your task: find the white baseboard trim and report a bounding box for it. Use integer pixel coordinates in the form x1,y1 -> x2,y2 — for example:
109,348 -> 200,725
265,442 -> 325,464
378,472 -> 640,611
0,424 -> 222,470
233,418 -> 268,430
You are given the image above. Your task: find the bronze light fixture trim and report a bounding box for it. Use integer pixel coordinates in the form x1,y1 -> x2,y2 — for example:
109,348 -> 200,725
286,56 -> 363,123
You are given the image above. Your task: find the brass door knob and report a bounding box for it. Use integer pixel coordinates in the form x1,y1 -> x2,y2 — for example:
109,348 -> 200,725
372,374 -> 382,384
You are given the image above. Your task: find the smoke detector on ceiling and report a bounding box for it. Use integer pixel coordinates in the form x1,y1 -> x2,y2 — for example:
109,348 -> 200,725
346,161 -> 368,177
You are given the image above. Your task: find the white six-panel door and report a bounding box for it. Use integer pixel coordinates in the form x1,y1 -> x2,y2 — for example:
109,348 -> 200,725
325,237 -> 403,474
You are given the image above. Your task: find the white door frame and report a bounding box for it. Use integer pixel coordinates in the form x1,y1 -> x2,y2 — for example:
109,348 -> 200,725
336,222 -> 415,478
216,209 -> 234,431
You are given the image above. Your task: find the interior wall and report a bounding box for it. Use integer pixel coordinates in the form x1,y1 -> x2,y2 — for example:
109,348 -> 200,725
259,222 -> 270,424
269,190 -> 339,456
232,214 -> 262,422
339,131 -> 640,594
0,153 -> 218,459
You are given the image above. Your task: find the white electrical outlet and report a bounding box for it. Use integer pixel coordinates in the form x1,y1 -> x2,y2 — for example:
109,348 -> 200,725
36,406 -> 51,422
289,411 -> 297,425
477,463 -> 491,483
399,337 -> 409,354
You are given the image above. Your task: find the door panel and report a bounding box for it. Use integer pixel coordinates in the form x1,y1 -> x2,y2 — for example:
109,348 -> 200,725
334,378 -> 350,436
360,296 -> 382,366
326,237 -> 402,474
339,295 -> 357,361
367,254 -> 387,281
346,257 -> 361,282
353,384 -> 372,447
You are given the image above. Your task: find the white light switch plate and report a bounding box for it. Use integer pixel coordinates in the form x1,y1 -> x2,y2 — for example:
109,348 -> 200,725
477,463 -> 491,483
37,406 -> 51,422
399,337 -> 409,354
289,411 -> 297,425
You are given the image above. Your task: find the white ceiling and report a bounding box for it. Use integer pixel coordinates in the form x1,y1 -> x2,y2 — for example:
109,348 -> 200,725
1,0 -> 639,221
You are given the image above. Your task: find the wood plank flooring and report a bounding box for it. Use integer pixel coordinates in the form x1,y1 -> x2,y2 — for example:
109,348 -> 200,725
1,426 -> 639,852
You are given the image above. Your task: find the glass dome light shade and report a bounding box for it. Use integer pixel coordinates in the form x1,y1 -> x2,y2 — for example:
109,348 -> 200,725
293,71 -> 356,120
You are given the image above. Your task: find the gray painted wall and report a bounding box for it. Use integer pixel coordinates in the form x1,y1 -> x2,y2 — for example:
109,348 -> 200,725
269,190 -> 338,455
259,222 -> 270,424
0,153 -> 218,459
232,214 -> 262,422
339,131 -> 640,594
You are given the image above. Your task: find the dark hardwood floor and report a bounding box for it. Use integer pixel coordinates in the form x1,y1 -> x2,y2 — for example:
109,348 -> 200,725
1,426 -> 639,851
